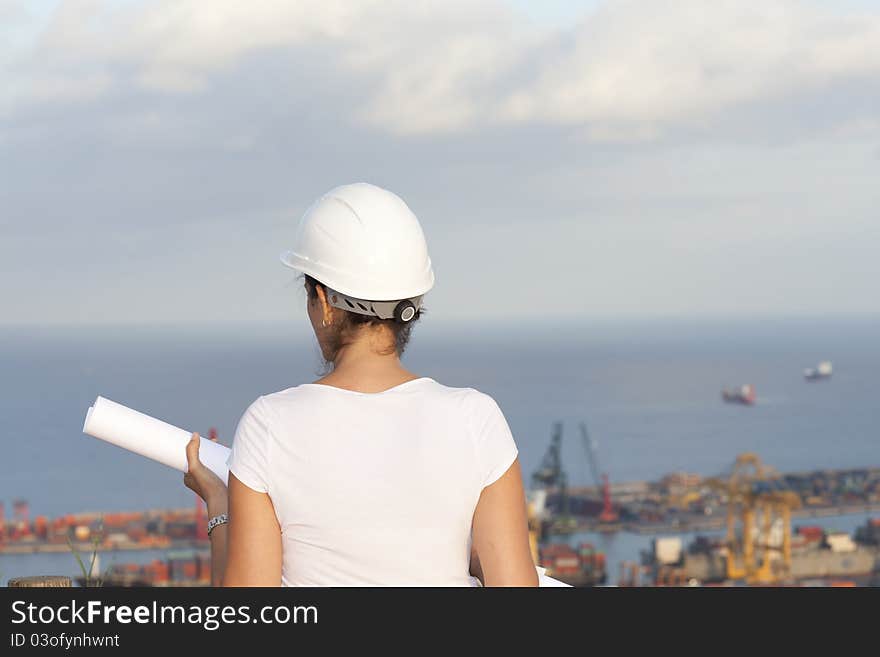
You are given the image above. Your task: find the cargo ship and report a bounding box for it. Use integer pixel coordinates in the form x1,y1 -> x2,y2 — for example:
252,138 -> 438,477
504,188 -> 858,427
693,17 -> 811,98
804,361 -> 832,381
645,519 -> 880,586
721,384 -> 756,405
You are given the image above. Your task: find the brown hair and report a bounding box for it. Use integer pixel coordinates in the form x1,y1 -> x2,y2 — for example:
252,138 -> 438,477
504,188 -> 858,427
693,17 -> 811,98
304,274 -> 422,364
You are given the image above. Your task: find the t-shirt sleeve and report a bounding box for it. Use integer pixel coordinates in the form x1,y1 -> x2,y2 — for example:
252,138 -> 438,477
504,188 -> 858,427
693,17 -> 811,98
473,393 -> 519,489
226,397 -> 272,494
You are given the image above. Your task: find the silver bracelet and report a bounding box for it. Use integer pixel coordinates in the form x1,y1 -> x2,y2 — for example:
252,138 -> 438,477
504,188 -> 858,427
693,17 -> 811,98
207,513 -> 229,536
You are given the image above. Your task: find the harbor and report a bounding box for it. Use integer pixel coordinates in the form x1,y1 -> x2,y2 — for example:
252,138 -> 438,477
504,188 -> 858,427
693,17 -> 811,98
0,500 -> 211,556
3,316 -> 878,587
539,512 -> 880,587
3,457 -> 879,586
527,435 -> 880,586
4,461 -> 878,555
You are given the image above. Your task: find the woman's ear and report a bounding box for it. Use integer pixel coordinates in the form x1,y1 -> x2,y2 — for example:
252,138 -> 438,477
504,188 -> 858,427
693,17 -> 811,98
314,283 -> 334,327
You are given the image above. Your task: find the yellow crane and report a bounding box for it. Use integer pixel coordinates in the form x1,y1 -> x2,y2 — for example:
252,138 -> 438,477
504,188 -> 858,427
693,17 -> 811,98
705,453 -> 801,585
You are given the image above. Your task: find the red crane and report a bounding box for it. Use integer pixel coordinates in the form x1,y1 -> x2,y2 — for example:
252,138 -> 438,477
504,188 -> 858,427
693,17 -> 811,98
578,423 -> 618,523
599,474 -> 615,523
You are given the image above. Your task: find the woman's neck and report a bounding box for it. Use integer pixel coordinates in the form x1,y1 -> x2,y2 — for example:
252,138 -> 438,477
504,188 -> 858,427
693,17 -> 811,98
316,336 -> 419,393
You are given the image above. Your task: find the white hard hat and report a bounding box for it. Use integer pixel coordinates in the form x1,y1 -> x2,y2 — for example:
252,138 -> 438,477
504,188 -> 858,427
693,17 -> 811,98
280,183 -> 434,319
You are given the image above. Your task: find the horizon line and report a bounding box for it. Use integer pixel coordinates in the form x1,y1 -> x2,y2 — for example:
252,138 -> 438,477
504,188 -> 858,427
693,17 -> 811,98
1,313 -> 878,332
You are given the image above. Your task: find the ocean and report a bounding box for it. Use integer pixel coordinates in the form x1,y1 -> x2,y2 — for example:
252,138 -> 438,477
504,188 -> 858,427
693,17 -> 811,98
1,317 -> 878,583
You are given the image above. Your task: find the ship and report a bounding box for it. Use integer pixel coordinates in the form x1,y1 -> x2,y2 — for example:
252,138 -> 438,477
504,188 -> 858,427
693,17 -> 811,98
804,361 -> 832,381
721,384 -> 756,405
645,519 -> 880,586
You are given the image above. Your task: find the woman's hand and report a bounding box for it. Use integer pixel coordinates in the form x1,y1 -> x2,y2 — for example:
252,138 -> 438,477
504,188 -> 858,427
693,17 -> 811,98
185,432 -> 230,585
183,432 -> 228,514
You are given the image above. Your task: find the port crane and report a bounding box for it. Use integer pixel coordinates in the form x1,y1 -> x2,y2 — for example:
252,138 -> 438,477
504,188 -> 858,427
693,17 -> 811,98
578,422 -> 618,523
530,423 -> 575,531
705,453 -> 801,584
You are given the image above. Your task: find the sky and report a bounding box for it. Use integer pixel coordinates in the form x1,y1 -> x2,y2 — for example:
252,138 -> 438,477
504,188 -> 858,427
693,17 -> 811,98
1,0 -> 879,328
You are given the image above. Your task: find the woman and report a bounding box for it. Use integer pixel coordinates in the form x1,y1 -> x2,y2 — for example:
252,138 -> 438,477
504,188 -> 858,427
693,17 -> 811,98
184,182 -> 538,586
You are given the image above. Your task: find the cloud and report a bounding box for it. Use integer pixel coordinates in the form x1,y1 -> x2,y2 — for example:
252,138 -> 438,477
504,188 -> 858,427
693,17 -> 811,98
3,1 -> 880,139
2,1 -> 879,325
496,1 -> 880,131
0,0 -> 26,24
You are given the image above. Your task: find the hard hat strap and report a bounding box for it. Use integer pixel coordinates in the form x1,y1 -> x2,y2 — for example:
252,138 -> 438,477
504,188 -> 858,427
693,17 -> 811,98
325,287 -> 423,322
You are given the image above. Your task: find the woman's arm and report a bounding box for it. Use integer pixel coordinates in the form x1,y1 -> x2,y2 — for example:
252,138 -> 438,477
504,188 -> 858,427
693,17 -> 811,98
184,433 -> 281,586
471,457 -> 539,587
206,519 -> 228,585
184,433 -> 228,586
223,473 -> 282,586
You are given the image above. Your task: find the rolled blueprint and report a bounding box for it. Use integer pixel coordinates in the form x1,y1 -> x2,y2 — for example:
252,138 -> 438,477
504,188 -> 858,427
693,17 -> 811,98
83,396 -> 230,484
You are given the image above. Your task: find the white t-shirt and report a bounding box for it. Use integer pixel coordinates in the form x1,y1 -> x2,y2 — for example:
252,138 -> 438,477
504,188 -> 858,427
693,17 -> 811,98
226,377 -> 519,586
